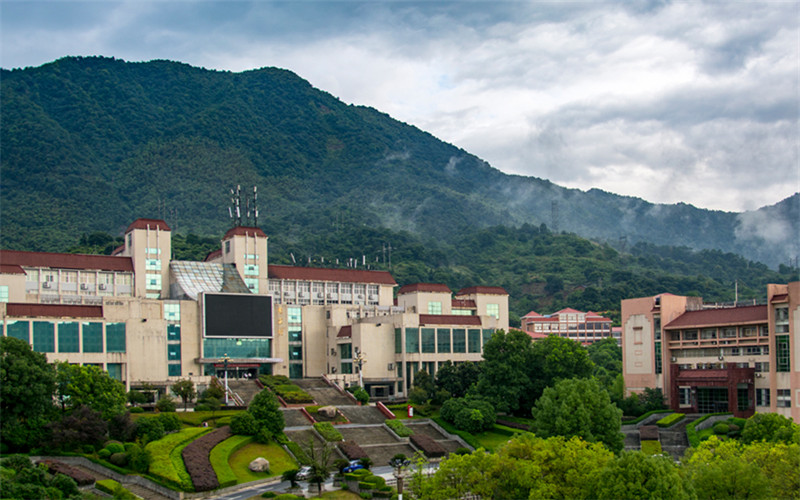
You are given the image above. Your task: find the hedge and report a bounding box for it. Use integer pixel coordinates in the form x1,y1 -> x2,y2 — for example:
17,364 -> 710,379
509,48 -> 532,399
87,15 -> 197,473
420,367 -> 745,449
410,434 -> 446,458
182,426 -> 233,491
146,427 -> 211,490
641,440 -> 663,455
385,419 -> 413,437
314,422 -> 343,442
624,409 -> 674,426
656,413 -> 685,428
686,413 -> 732,447
339,441 -> 369,460
96,479 -> 136,499
38,460 -> 95,486
210,434 -> 253,488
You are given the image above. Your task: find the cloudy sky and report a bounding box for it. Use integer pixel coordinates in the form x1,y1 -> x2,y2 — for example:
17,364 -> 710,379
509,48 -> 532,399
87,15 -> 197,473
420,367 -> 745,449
2,1 -> 798,212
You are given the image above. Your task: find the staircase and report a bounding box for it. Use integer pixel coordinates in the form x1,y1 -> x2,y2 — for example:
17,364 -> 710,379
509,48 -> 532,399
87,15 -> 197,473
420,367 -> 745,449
225,379 -> 262,406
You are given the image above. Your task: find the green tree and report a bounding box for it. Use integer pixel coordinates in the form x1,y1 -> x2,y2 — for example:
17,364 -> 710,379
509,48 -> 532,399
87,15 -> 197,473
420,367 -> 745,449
303,437 -> 333,494
685,436 -> 771,500
0,337 -> 56,451
741,441 -> 800,499
474,329 -> 535,415
741,412 -> 800,444
435,360 -> 480,399
248,388 -> 285,436
170,379 -> 196,411
597,452 -> 694,500
587,337 -> 622,391
531,377 -> 624,453
54,362 -> 126,419
47,405 -> 108,451
528,335 -> 594,405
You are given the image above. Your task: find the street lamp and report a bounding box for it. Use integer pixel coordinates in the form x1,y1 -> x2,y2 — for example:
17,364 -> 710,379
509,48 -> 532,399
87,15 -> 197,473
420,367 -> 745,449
220,353 -> 230,405
389,454 -> 411,500
354,347 -> 366,388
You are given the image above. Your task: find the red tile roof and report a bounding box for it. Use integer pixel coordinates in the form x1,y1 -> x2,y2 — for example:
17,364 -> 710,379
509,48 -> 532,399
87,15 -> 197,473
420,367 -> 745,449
664,305 -> 767,329
451,299 -> 476,308
0,264 -> 25,274
397,283 -> 451,295
6,303 -> 104,318
522,311 -> 542,318
205,249 -> 223,262
555,307 -> 582,314
268,265 -> 397,285
456,286 -> 508,296
125,218 -> 171,233
0,250 -> 134,272
418,314 -> 482,326
337,325 -> 352,338
223,226 -> 267,239
771,294 -> 789,303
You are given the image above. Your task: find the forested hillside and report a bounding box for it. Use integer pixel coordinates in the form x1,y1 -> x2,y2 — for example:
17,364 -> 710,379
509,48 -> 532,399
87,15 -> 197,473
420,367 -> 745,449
2,56 -> 798,270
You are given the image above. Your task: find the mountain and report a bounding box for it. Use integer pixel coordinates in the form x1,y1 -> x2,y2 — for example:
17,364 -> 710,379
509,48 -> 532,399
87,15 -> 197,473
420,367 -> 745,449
1,56 -> 798,269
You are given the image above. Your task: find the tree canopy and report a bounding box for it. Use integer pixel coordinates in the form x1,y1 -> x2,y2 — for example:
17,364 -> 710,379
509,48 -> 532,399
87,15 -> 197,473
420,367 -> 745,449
54,362 -> 126,419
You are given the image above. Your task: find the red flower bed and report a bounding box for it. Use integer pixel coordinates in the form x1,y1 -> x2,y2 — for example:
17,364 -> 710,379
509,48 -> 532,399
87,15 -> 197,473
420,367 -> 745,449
38,460 -> 95,486
410,434 -> 445,458
181,426 -> 232,491
338,440 -> 369,460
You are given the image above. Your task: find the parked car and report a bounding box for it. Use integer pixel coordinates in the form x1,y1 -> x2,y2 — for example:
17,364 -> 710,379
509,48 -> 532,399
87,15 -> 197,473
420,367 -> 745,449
343,459 -> 364,473
295,465 -> 313,480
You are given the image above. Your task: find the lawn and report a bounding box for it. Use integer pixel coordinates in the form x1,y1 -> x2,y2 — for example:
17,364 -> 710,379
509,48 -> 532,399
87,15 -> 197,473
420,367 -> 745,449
230,440 -> 298,483
473,429 -> 516,452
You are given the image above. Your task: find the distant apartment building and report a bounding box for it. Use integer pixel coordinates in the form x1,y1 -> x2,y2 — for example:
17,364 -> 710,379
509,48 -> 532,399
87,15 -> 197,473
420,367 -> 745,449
621,283 -> 799,421
520,308 -> 613,345
0,218 -> 508,400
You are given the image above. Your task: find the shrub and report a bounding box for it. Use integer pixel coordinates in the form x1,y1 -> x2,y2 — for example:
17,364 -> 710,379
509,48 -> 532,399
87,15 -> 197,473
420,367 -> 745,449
135,417 -> 165,444
314,422 -> 343,442
50,473 -> 80,497
440,398 -> 467,424
353,387 -> 370,405
156,397 -> 177,413
109,452 -> 128,467
656,413 -> 685,428
455,447 -> 471,455
127,443 -> 152,473
385,419 -> 413,437
96,479 -> 121,495
158,413 -> 182,433
339,441 -> 368,460
713,422 -> 730,435
182,426 -> 232,491
39,460 -> 95,486
262,492 -> 278,498
255,427 -> 274,444
130,406 -> 144,413
640,440 -> 663,455
231,412 -> 259,435
98,448 -> 112,459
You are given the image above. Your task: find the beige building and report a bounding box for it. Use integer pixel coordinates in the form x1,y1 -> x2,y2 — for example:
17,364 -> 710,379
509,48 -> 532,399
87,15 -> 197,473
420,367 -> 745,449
621,282 -> 800,421
1,219 -> 509,400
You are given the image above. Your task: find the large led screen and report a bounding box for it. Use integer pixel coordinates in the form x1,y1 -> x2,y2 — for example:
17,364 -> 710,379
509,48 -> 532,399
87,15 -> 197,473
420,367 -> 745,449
202,293 -> 273,338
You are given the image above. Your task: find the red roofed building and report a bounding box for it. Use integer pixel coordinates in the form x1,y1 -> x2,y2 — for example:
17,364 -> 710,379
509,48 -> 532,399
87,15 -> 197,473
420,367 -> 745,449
621,282 -> 800,421
520,308 -> 612,345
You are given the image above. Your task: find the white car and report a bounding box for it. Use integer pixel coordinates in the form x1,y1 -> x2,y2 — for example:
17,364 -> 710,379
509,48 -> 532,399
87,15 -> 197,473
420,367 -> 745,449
295,465 -> 313,481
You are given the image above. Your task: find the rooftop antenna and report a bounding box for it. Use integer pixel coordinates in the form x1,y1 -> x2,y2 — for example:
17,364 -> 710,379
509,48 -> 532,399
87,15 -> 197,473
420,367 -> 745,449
229,185 -> 243,227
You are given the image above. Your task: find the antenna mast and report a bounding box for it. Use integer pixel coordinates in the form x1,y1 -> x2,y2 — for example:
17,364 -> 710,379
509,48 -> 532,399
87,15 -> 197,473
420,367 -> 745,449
229,185 -> 260,227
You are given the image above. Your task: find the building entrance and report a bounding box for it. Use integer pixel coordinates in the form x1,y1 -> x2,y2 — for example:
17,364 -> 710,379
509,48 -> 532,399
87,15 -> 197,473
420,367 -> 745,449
697,387 -> 728,413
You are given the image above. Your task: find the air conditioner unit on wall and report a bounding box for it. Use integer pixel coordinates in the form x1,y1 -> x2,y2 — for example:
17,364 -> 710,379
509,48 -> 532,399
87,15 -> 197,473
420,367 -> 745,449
42,282 -> 51,288
80,284 -> 89,290
387,363 -> 394,370
98,284 -> 107,290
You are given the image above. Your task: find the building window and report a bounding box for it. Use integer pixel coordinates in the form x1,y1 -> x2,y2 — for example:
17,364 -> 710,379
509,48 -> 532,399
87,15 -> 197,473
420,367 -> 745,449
339,343 -> 352,359
106,323 -> 126,353
395,328 -> 402,354
287,307 -> 302,324
146,247 -> 161,255
683,330 -> 698,341
756,388 -> 770,406
225,241 -> 231,254
107,363 -> 122,381
482,329 -> 494,347
244,264 -> 259,276
0,286 -> 9,303
7,320 -> 30,343
289,345 -> 303,361
653,316 -> 661,340
145,259 -> 161,271
775,306 -> 789,333
164,303 -> 180,321
421,328 -> 436,353
776,336 -> 790,372
634,327 -> 643,344
737,386 -> 750,411
244,278 -> 259,293
428,302 -> 442,315
486,303 -> 499,319
654,342 -> 662,374
58,322 -> 80,353
168,364 -> 182,377
289,363 -> 303,379
679,387 -> 691,406
82,322 -> 103,352
754,362 -> 769,372
468,329 -> 481,353
288,326 -> 302,342
405,328 -> 419,354
777,389 -> 791,408
453,329 -> 466,353
167,344 -> 181,361
340,362 -> 353,374
167,324 -> 181,342
437,329 -> 451,353
33,321 -> 55,353
146,274 -> 161,290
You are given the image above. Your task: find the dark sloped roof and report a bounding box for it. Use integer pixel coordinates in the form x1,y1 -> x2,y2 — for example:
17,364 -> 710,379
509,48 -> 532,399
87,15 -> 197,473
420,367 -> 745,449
664,305 -> 767,329
125,218 -> 170,232
337,325 -> 352,338
418,314 -> 482,326
268,265 -> 396,285
6,303 -> 104,318
0,264 -> 26,274
223,226 -> 267,239
0,250 -> 133,272
456,286 -> 508,296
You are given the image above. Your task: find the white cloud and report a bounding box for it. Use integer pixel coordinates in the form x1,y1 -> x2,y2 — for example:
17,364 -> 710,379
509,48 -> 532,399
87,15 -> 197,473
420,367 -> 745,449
1,0 -> 797,212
